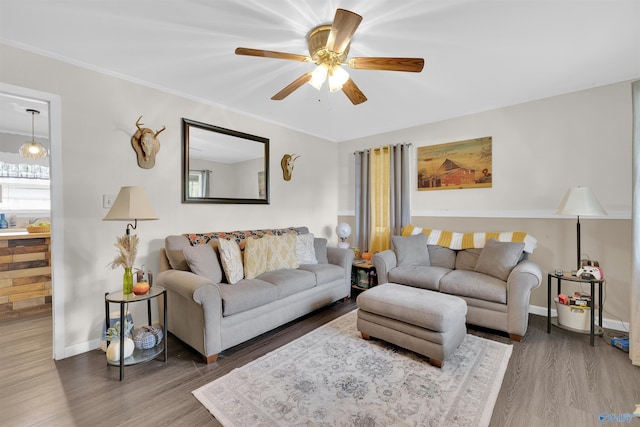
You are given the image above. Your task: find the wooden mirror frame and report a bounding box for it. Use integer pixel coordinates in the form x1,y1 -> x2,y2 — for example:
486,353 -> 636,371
182,118 -> 269,204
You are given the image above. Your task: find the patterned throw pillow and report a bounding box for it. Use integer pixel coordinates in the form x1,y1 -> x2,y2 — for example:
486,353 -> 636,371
266,234 -> 299,271
296,233 -> 318,265
244,237 -> 269,279
217,238 -> 244,284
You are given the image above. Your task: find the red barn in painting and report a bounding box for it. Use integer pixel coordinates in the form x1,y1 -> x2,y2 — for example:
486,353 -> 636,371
437,159 -> 476,187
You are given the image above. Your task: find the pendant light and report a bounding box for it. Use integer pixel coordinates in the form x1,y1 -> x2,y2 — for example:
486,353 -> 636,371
19,109 -> 48,160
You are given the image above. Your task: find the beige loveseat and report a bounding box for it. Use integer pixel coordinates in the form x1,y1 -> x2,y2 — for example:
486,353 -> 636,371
372,229 -> 542,341
156,227 -> 353,363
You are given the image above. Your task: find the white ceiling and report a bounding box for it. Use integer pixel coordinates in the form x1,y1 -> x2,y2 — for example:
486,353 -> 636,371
1,0 -> 639,142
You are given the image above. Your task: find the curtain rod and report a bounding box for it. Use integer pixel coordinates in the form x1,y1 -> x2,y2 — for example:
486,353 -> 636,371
353,142 -> 412,155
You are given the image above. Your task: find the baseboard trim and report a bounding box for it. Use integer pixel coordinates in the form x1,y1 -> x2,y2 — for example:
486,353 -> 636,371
529,304 -> 629,332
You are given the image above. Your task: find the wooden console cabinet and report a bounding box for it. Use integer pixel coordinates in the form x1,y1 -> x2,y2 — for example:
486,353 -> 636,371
0,232 -> 51,319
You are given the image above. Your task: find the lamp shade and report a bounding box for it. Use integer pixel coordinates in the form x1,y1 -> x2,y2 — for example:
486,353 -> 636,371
103,186 -> 158,221
556,187 -> 607,216
336,223 -> 351,239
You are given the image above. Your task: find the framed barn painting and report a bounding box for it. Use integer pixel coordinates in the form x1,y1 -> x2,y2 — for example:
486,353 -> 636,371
417,137 -> 492,191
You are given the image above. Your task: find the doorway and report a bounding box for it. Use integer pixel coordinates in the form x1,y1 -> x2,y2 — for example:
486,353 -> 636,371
0,82 -> 64,359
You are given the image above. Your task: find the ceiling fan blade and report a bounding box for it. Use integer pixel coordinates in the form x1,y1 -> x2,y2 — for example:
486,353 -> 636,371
271,72 -> 313,100
235,47 -> 309,62
326,9 -> 362,54
341,79 -> 367,105
348,57 -> 425,72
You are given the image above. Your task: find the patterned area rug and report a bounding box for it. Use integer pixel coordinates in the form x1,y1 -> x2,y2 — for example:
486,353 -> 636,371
193,310 -> 512,426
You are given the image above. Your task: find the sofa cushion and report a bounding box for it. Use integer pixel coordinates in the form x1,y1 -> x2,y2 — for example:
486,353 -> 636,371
439,270 -> 507,304
388,265 -> 451,291
218,238 -> 244,284
455,248 -> 483,271
243,237 -> 269,279
313,238 -> 328,264
296,233 -> 318,265
475,239 -> 525,281
428,245 -> 456,269
257,269 -> 316,299
165,235 -> 191,271
298,263 -> 344,285
217,279 -> 278,316
182,244 -> 223,283
266,234 -> 299,271
391,233 -> 430,267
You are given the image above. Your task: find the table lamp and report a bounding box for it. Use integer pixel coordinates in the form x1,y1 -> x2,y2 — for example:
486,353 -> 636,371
336,222 -> 351,249
103,186 -> 158,234
556,186 -> 606,270
103,186 -> 158,294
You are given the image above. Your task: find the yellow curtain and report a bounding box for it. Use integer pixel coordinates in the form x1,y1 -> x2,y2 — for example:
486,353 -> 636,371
369,146 -> 390,252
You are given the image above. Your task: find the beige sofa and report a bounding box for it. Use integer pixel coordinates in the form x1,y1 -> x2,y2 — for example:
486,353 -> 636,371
372,232 -> 542,341
156,227 -> 353,363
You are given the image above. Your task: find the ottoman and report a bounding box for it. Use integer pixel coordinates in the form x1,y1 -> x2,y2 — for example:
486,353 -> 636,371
356,283 -> 467,368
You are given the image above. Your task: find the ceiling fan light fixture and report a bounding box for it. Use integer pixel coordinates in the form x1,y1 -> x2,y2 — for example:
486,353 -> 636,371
19,109 -> 48,160
309,64 -> 328,90
328,65 -> 349,92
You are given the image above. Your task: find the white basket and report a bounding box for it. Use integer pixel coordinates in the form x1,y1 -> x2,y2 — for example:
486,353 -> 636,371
555,297 -> 591,331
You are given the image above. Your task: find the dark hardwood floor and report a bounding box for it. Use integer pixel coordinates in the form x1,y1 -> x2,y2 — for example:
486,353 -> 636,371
1,299 -> 638,427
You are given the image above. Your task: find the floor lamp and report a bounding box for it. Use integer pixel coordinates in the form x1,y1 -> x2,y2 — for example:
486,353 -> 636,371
556,186 -> 607,271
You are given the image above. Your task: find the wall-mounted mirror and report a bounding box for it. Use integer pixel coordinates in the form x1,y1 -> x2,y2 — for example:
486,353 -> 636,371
182,118 -> 269,204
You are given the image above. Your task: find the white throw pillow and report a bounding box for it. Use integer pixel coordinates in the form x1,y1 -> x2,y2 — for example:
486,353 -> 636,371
296,233 -> 318,265
217,238 -> 244,284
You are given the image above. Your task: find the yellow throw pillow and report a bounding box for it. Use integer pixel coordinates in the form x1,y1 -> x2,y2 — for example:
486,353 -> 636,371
244,237 -> 269,279
266,234 -> 299,271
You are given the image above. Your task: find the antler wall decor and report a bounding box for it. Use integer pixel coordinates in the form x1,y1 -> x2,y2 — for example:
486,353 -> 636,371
131,116 -> 165,169
281,154 -> 300,181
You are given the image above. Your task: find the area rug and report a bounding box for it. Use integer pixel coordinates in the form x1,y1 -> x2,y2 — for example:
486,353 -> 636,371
193,310 -> 512,426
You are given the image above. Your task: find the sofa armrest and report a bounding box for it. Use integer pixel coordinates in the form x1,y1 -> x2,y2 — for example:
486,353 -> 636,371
156,269 -> 223,357
327,247 -> 355,295
506,260 -> 542,336
372,250 -> 397,284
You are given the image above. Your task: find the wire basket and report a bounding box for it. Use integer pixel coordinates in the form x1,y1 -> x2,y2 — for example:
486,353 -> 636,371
26,224 -> 51,233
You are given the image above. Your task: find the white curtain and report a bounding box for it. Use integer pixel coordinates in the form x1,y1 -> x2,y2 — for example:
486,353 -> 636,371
631,80 -> 640,366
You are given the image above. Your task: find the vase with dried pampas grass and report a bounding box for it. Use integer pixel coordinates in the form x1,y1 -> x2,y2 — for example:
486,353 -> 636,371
109,234 -> 139,294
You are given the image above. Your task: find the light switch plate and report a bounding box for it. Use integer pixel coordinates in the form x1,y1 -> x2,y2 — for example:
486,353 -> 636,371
103,194 -> 115,209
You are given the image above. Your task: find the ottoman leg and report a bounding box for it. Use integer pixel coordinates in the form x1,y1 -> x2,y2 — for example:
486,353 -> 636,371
361,332 -> 370,340
429,358 -> 443,369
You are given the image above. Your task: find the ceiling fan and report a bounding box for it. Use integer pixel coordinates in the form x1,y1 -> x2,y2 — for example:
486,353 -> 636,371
235,8 -> 424,105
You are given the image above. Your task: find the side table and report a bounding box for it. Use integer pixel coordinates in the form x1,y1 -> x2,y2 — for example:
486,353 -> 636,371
104,286 -> 167,380
351,261 -> 377,295
547,272 -> 603,346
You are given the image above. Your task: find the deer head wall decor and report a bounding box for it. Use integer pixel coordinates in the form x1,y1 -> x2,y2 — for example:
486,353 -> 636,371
131,116 -> 165,169
281,154 -> 300,181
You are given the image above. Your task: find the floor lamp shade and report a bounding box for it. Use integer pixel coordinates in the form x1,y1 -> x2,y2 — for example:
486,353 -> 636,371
103,186 -> 158,233
556,186 -> 606,269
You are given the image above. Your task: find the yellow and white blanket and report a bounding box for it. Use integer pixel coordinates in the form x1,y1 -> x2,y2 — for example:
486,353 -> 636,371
402,224 -> 537,254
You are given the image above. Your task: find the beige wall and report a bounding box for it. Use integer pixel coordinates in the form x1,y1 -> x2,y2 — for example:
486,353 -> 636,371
338,81 -> 633,328
1,44 -> 340,357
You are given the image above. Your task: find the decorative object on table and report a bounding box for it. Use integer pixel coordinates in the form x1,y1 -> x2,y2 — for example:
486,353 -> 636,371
336,222 -> 351,249
19,109 -> 48,159
353,247 -> 360,259
556,186 -> 607,270
103,186 -> 158,294
26,222 -> 51,233
131,116 -> 165,169
361,251 -> 372,261
193,310 -> 512,427
280,154 -> 300,181
132,325 -> 163,350
100,310 -> 134,351
417,137 -> 492,191
105,319 -> 135,362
